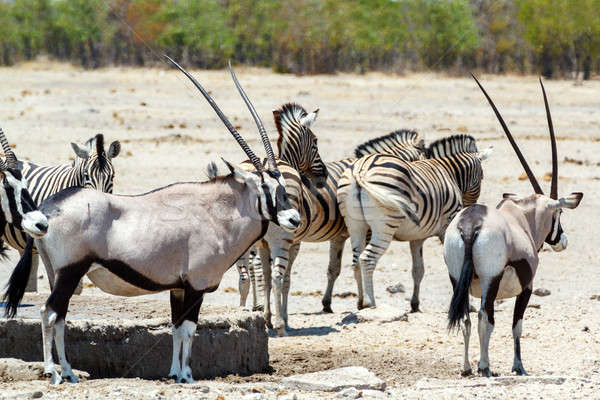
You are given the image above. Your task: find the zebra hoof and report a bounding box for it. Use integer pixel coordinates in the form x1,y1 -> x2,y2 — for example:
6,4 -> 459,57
512,365 -> 528,376
322,305 -> 333,314
461,368 -> 473,377
253,305 -> 264,312
478,367 -> 498,378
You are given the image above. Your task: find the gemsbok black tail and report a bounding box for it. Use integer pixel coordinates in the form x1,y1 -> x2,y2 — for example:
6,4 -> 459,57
448,232 -> 475,331
2,236 -> 34,318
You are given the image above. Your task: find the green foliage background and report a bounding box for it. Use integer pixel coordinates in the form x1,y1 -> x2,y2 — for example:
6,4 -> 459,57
0,0 -> 598,77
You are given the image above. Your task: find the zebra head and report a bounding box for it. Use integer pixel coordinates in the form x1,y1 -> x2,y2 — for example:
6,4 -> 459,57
0,129 -> 48,238
426,134 -> 492,207
71,134 -> 120,193
273,103 -> 327,188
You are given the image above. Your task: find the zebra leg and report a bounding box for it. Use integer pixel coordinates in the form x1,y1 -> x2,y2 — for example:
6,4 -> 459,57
349,224 -> 369,310
409,239 -> 426,312
322,237 -> 347,313
236,251 -> 251,308
281,243 -> 300,330
271,245 -> 290,336
512,287 -> 532,376
249,250 -> 265,311
258,245 -> 273,329
25,254 -> 39,292
359,227 -> 395,309
477,276 -> 501,377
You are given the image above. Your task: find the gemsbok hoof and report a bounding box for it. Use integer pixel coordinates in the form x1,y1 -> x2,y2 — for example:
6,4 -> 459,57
512,366 -> 528,376
176,373 -> 194,384
461,368 -> 473,377
45,371 -> 62,385
477,367 -> 498,378
63,372 -> 78,383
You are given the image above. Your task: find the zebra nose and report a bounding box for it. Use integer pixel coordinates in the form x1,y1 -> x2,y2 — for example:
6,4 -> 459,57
289,216 -> 300,228
35,222 -> 48,233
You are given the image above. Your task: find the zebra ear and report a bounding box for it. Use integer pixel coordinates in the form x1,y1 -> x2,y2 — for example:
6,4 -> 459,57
108,141 -> 121,159
300,108 -> 319,127
71,143 -> 90,159
477,146 -> 493,161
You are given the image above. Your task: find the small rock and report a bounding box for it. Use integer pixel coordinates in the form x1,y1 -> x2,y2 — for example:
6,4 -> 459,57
528,304 -> 541,309
590,295 -> 599,301
362,389 -> 388,398
338,387 -> 361,398
282,366 -> 386,392
533,288 -> 551,297
386,283 -> 405,294
340,304 -> 408,325
191,385 -> 210,393
583,326 -> 590,332
31,391 -> 43,399
278,394 -> 297,400
243,393 -> 264,400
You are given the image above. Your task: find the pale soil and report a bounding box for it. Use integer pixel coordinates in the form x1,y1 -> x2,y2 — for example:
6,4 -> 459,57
0,61 -> 599,399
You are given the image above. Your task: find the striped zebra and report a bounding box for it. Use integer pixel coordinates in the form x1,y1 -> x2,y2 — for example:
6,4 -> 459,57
238,109 -> 426,334
2,134 -> 120,292
338,135 -> 493,311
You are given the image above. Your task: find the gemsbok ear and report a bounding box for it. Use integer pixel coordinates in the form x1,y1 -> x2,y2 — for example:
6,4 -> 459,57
477,146 -> 493,161
71,143 -> 90,159
108,141 -> 121,159
300,108 -> 319,127
548,192 -> 583,210
220,157 -> 257,186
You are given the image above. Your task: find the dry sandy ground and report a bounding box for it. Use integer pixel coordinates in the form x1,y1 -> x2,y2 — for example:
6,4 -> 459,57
0,61 -> 599,399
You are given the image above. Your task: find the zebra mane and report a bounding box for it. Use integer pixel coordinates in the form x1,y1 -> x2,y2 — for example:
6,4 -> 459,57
426,134 -> 478,159
354,129 -> 424,158
273,102 -> 309,153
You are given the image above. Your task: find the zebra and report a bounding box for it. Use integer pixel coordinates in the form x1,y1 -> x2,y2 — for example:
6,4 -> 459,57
238,123 -> 426,334
2,133 -> 120,292
338,135 -> 493,311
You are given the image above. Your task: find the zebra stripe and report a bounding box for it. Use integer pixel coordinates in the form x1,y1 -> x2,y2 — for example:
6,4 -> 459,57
338,134 -> 491,311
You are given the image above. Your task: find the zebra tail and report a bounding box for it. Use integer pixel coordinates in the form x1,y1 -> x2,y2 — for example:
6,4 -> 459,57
2,237 -> 34,318
353,170 -> 420,226
447,231 -> 476,331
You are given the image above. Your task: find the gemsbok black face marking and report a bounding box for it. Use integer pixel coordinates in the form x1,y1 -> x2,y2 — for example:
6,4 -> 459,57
444,75 -> 583,378
1,57 -> 300,385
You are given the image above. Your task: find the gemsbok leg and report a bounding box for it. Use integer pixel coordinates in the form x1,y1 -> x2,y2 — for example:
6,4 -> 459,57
40,258 -> 91,384
512,286 -> 532,375
477,276 -> 501,377
168,287 -> 204,383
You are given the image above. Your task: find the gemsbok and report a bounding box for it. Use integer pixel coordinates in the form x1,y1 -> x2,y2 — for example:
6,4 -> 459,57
2,57 -> 300,385
445,76 -> 583,377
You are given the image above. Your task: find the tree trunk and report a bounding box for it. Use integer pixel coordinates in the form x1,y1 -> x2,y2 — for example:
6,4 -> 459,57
583,55 -> 591,80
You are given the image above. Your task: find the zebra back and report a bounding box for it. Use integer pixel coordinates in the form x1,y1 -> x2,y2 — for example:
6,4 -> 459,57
354,129 -> 426,160
339,135 -> 487,236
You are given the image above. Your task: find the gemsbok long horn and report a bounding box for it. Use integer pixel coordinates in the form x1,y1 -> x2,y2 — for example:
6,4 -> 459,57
540,78 -> 558,199
164,55 -> 264,172
0,128 -> 18,169
472,73 -> 543,195
228,60 -> 278,171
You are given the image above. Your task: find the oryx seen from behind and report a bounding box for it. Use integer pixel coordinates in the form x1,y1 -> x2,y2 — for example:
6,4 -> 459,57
445,76 -> 583,377
2,57 -> 300,385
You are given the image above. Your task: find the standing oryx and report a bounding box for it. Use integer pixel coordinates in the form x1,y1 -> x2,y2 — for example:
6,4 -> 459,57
2,134 -> 120,292
445,76 -> 583,377
2,57 -> 300,385
339,135 -> 493,311
238,125 -> 426,335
